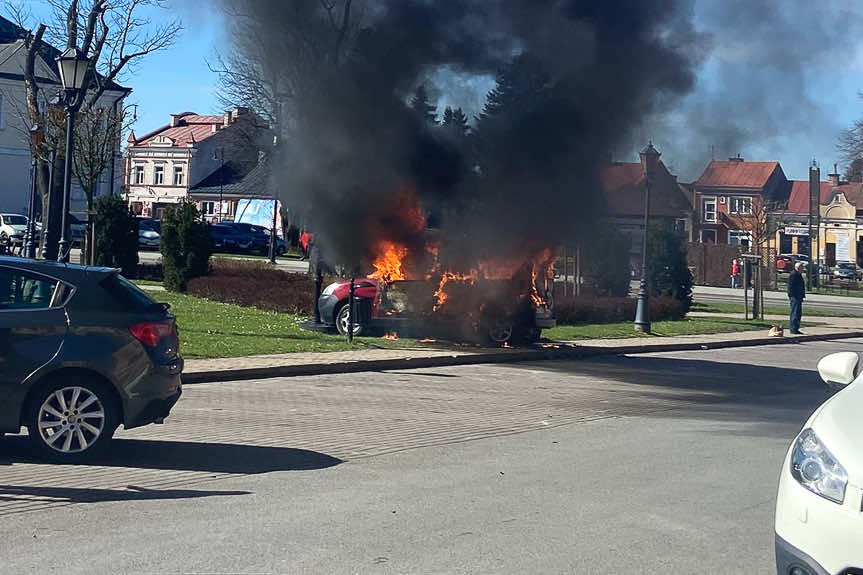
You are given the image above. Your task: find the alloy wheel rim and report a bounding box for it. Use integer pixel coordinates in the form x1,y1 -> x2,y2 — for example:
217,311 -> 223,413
37,387 -> 106,453
338,306 -> 360,335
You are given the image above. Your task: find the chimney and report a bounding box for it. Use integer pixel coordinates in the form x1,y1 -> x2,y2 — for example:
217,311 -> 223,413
728,154 -> 744,163
223,110 -> 232,126
170,114 -> 183,127
211,123 -> 219,134
640,141 -> 661,179
828,163 -> 840,186
234,107 -> 249,119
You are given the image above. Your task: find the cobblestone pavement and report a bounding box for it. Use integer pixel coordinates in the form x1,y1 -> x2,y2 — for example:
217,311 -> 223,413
0,340 -> 838,518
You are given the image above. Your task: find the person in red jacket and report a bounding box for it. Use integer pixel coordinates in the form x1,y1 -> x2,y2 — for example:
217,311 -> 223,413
731,258 -> 740,289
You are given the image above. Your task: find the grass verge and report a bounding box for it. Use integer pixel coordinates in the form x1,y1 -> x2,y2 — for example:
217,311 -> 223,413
155,291 -> 415,359
544,316 -> 802,341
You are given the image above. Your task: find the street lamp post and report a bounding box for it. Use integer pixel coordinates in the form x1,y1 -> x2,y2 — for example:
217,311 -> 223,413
55,47 -> 90,264
634,142 -> 660,333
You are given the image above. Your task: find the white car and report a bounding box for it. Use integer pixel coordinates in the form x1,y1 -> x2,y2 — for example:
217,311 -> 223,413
775,352 -> 863,575
0,213 -> 29,246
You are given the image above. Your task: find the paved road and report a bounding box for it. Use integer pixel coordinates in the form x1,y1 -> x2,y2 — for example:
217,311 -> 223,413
69,248 -> 311,273
694,284 -> 863,315
2,340 -> 858,574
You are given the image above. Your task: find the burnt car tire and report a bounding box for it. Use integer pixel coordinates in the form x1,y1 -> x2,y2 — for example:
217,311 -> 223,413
486,318 -> 514,344
335,303 -> 366,337
26,377 -> 120,462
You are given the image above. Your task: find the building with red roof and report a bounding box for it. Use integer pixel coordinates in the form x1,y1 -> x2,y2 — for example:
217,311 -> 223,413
692,156 -> 791,247
775,168 -> 863,265
125,109 -> 270,220
600,143 -> 693,273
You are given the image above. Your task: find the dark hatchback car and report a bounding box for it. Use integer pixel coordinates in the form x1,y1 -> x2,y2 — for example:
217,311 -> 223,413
0,256 -> 182,461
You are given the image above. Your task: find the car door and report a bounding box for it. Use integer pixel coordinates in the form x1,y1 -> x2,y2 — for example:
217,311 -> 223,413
0,266 -> 69,431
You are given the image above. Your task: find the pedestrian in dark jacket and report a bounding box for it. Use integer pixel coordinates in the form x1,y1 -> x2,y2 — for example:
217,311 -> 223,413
787,261 -> 806,334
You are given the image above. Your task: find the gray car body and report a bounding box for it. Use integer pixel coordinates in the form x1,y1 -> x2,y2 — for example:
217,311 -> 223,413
0,256 -> 182,434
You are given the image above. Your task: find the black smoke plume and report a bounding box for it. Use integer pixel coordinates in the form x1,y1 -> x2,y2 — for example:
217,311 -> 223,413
222,0 -> 701,269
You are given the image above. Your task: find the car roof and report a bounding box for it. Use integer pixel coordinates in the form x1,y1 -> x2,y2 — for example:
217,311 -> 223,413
0,256 -> 117,282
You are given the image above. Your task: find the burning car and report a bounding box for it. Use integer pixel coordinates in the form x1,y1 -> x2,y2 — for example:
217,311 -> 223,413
318,262 -> 556,344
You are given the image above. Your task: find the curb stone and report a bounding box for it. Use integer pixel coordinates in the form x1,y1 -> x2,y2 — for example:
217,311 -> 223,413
180,330 -> 863,384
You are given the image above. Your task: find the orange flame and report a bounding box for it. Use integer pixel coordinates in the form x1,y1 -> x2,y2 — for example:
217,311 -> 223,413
433,270 -> 477,311
382,332 -> 399,340
369,241 -> 409,283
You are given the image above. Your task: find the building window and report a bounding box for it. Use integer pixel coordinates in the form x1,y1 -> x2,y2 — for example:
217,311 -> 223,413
729,230 -> 752,249
153,166 -> 164,185
134,165 -> 144,184
729,196 -> 752,215
674,218 -> 687,233
200,201 -> 215,215
702,197 -> 717,222
701,230 -> 716,243
173,165 -> 184,186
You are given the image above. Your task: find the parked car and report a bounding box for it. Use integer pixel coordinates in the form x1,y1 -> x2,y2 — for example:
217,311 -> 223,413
209,223 -> 242,252
318,277 -> 555,344
775,351 -> 863,575
0,256 -> 182,461
777,254 -> 795,273
137,218 -> 161,250
833,262 -> 862,281
217,222 -> 271,254
0,213 -> 28,246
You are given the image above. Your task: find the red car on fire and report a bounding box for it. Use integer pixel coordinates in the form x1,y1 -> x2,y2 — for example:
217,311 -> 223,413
317,275 -> 556,344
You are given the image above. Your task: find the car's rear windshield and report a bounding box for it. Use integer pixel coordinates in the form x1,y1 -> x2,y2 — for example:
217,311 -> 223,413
100,272 -> 158,312
3,215 -> 26,225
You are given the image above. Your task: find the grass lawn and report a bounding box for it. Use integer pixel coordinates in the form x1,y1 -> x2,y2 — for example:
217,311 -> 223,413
544,316 -> 800,341
776,279 -> 863,298
134,279 -> 163,287
155,291 -> 416,359
690,301 -> 857,318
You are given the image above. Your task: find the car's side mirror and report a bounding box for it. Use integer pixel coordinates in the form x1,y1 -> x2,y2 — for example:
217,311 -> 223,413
817,352 -> 860,389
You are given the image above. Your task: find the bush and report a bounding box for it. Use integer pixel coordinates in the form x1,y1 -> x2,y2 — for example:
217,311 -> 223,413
555,295 -> 685,325
93,195 -> 138,276
160,201 -> 212,292
647,223 -> 693,313
187,258 -> 316,314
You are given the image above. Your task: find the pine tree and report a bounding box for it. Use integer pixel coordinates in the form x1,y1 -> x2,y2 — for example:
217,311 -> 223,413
442,106 -> 469,137
410,84 -> 438,124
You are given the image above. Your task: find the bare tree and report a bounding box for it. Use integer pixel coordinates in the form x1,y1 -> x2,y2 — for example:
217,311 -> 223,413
210,1 -> 356,240
8,0 -> 180,258
729,196 -> 775,250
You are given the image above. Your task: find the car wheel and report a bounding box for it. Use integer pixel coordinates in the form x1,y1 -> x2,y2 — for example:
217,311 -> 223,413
26,377 -> 120,462
0,231 -> 8,246
487,318 -> 514,344
335,303 -> 365,337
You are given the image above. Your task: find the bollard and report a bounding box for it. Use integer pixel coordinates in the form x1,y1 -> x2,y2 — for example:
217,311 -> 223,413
347,278 -> 355,343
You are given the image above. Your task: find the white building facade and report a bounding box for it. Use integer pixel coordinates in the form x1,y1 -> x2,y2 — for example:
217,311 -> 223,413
0,17 -> 128,217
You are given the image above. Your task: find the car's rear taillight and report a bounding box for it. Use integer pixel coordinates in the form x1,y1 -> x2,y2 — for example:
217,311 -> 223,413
129,321 -> 174,347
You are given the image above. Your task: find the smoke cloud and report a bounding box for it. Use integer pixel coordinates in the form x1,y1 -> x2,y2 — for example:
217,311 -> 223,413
643,0 -> 863,180
223,0 -> 702,268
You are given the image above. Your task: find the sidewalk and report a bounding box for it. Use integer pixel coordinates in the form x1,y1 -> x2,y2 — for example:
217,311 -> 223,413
183,321 -> 863,384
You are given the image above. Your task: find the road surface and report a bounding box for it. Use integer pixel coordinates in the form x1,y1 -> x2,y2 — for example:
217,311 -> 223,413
69,247 -> 311,273
693,284 -> 863,316
2,340 -> 857,573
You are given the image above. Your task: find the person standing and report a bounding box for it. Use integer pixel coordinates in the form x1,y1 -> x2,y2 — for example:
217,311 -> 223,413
787,261 -> 806,334
731,258 -> 740,289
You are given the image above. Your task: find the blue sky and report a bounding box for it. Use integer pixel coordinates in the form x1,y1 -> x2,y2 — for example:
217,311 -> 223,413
16,1 -> 863,182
